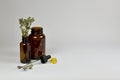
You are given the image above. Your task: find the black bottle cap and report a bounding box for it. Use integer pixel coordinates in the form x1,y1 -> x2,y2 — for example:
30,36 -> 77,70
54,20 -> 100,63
40,55 -> 51,64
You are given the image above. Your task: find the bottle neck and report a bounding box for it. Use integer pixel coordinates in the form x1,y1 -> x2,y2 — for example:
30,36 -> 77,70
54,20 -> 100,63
31,30 -> 43,35
22,37 -> 28,43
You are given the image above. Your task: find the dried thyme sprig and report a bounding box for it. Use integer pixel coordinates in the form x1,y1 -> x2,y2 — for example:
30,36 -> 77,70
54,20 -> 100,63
19,17 -> 34,37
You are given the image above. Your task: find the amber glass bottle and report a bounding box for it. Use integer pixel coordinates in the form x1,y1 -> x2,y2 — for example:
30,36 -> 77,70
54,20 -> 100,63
20,37 -> 31,63
29,27 -> 45,60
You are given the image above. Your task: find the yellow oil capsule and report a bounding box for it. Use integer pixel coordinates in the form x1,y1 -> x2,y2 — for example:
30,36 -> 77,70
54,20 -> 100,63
50,57 -> 57,64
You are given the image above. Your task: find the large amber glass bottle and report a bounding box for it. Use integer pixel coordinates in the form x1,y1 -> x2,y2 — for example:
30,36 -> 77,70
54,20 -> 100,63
29,27 -> 45,60
20,37 -> 31,63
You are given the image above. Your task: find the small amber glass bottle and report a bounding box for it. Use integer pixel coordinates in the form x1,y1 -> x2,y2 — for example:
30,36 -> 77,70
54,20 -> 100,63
29,27 -> 45,60
20,37 -> 31,63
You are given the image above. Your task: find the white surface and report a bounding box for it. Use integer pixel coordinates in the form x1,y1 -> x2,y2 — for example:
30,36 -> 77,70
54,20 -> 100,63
0,0 -> 120,80
0,45 -> 120,80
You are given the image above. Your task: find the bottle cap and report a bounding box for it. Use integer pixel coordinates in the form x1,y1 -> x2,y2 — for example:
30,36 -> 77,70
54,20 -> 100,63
31,26 -> 43,34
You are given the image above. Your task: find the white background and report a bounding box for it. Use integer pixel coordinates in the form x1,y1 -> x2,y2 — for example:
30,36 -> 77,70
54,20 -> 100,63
0,0 -> 120,80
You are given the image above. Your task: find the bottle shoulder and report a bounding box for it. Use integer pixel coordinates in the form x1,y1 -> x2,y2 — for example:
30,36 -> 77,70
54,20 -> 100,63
20,42 -> 30,46
29,34 -> 45,39
29,33 -> 45,36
